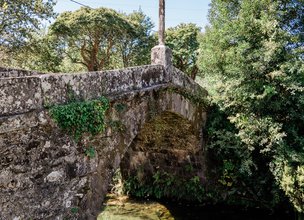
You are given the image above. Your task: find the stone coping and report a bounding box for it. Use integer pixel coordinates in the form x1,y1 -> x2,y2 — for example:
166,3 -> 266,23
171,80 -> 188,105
0,65 -> 168,116
0,67 -> 45,78
0,64 -> 206,117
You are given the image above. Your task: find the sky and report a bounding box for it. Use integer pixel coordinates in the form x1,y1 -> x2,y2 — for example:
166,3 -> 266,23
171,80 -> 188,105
54,0 -> 212,31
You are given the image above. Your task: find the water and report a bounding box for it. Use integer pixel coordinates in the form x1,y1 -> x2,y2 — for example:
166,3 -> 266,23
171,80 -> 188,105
98,195 -> 174,220
98,194 -> 294,220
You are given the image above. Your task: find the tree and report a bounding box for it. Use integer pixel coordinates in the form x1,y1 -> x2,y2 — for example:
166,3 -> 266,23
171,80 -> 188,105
166,23 -> 201,79
199,0 -> 304,212
1,28 -> 64,72
49,7 -> 153,72
117,10 -> 156,68
0,0 -> 56,49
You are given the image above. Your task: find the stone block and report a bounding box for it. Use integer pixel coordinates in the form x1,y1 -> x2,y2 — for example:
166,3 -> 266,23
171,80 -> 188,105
0,77 -> 43,116
151,45 -> 172,69
0,67 -> 42,78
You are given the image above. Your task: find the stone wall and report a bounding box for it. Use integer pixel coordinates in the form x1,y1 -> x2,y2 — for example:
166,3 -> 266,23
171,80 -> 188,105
0,63 -> 207,219
0,67 -> 43,78
0,65 -> 167,116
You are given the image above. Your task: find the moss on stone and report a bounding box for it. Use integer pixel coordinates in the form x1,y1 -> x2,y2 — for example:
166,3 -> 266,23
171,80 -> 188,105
138,111 -> 199,151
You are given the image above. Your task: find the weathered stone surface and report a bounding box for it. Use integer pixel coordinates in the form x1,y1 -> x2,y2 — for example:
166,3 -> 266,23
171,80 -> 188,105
0,65 -> 167,116
0,77 -> 43,116
39,65 -> 167,107
158,0 -> 166,45
151,45 -> 172,73
0,85 -> 206,219
0,50 -> 208,219
0,111 -> 46,134
171,67 -> 207,97
121,111 -> 207,192
0,67 -> 43,78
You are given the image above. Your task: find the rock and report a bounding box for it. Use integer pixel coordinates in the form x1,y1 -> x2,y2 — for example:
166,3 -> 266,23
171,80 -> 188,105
45,171 -> 64,183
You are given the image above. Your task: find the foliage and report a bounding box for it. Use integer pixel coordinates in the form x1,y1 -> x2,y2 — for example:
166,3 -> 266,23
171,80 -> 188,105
123,170 -> 205,202
108,120 -> 126,133
2,31 -> 64,72
49,7 -> 154,72
84,146 -> 96,159
206,105 -> 284,208
0,0 -> 56,49
70,207 -> 79,214
279,164 -> 304,212
117,10 -> 156,68
166,23 -> 201,79
199,0 -> 304,212
4,8 -> 155,72
49,97 -> 109,141
49,7 -> 131,71
114,103 -> 127,113
217,160 -> 235,187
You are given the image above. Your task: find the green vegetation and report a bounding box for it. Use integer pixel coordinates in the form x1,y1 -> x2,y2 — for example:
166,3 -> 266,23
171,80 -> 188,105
199,0 -> 304,213
1,0 -> 303,215
0,0 -> 56,49
70,207 -> 79,214
0,0 -> 57,69
108,120 -> 126,133
49,7 -> 132,71
84,146 -> 96,159
48,7 -> 155,72
166,23 -> 201,79
114,103 -> 127,113
49,97 -> 109,141
1,5 -> 155,72
123,170 -> 205,202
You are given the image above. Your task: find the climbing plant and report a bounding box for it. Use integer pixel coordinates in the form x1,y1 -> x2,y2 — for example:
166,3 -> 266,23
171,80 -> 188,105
49,96 -> 109,141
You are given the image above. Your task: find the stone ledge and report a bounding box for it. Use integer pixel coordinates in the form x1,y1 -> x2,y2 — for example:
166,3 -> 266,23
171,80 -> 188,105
0,67 -> 44,78
0,65 -> 167,116
0,77 -> 43,116
0,64 -> 207,117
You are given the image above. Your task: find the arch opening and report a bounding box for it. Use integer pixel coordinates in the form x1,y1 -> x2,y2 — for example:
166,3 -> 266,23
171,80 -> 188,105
118,111 -> 207,201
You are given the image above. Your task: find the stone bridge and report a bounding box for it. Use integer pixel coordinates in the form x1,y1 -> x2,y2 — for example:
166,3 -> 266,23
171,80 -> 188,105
0,47 -> 207,219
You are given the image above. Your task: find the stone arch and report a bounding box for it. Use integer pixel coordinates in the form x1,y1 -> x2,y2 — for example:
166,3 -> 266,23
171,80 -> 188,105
119,110 -> 207,200
0,65 -> 207,220
84,87 -> 207,218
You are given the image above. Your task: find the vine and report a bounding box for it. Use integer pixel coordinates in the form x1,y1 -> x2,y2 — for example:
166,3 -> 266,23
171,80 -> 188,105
49,96 -> 109,141
49,96 -> 109,159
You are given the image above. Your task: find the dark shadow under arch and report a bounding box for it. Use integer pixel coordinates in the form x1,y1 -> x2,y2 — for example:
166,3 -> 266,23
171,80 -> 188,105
119,110 -> 207,201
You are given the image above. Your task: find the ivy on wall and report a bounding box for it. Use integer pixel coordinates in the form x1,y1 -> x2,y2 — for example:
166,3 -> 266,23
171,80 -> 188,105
49,96 -> 109,160
49,96 -> 109,141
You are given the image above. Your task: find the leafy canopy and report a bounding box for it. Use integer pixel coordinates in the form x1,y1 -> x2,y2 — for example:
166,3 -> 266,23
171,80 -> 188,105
118,10 -> 156,68
0,0 -> 56,49
166,23 -> 201,79
199,0 -> 304,211
49,7 -> 155,71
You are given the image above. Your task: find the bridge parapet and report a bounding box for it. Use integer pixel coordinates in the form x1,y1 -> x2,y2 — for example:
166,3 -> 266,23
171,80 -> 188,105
0,67 -> 42,78
0,64 -> 206,118
0,65 -> 168,117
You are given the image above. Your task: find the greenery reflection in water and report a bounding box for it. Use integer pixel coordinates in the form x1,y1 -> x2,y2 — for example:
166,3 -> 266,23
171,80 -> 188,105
98,194 -> 174,220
